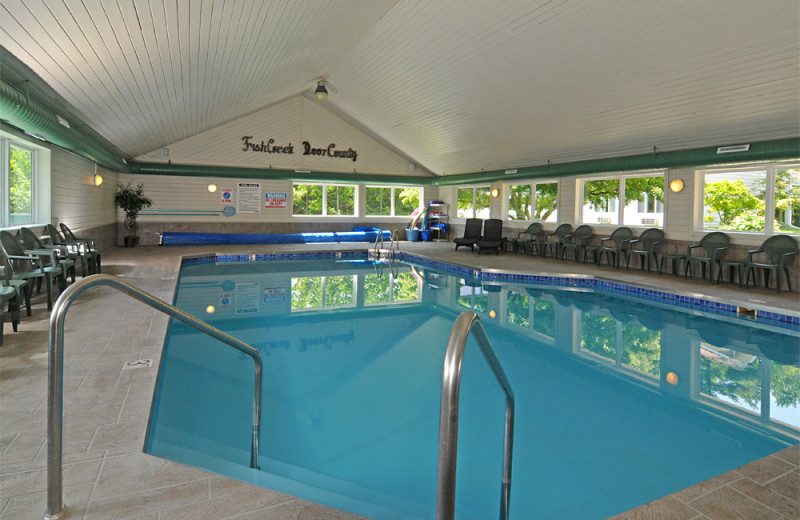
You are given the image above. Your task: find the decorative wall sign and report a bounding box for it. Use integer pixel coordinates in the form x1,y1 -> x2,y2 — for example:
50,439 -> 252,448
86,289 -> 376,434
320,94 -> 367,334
265,192 -> 287,208
237,182 -> 261,213
221,188 -> 232,204
241,136 -> 294,154
302,141 -> 357,162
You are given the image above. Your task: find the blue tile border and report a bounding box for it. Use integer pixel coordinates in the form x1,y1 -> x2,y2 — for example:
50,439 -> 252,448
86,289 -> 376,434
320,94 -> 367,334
180,251 -> 799,328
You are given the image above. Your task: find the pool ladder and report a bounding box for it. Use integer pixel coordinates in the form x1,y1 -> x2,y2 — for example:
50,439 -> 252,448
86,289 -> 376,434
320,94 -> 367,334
371,229 -> 400,259
437,311 -> 515,520
44,275 -> 264,520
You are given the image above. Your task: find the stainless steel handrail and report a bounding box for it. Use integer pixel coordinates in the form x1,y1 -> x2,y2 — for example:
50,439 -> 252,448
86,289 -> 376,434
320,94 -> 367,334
45,274 -> 263,520
389,230 -> 400,258
437,311 -> 514,520
373,229 -> 385,252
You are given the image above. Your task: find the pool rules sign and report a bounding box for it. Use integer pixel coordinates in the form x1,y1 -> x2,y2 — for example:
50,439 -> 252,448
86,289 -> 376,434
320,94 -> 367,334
237,183 -> 261,213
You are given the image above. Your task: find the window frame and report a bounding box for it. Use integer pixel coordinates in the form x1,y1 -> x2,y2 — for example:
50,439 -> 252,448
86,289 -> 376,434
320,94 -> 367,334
364,185 -> 422,217
292,182 -> 357,217
579,171 -> 666,228
506,179 -> 559,222
697,163 -> 800,235
456,185 -> 491,219
1,135 -> 41,228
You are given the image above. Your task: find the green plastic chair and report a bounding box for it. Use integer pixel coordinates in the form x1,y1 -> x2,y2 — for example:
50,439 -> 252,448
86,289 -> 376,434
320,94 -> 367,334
596,227 -> 634,268
543,223 -> 573,258
513,222 -> 544,256
19,227 -> 76,285
560,225 -> 593,262
0,231 -> 64,311
626,228 -> 664,273
45,224 -> 98,277
684,232 -> 729,282
0,266 -> 21,345
60,223 -> 102,273
744,235 -> 798,293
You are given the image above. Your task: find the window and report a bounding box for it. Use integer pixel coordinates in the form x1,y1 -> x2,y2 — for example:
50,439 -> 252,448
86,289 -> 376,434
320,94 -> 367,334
456,186 -> 490,219
1,133 -> 48,228
365,186 -> 421,217
504,289 -> 556,338
581,173 -> 664,227
292,183 -> 355,216
507,181 -> 558,222
456,278 -> 489,313
701,165 -> 799,234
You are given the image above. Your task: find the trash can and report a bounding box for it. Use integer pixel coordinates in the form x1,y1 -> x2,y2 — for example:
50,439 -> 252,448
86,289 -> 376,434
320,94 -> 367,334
420,229 -> 432,241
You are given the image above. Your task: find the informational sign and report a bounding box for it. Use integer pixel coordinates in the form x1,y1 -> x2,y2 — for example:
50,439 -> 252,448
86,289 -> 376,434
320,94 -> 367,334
265,192 -> 287,209
263,287 -> 286,302
221,189 -> 233,204
237,183 -> 261,213
235,282 -> 259,314
219,292 -> 232,308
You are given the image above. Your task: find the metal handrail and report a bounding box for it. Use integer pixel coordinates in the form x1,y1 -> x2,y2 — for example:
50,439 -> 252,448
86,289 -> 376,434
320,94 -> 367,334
389,230 -> 400,258
45,274 -> 263,520
373,229 -> 385,252
437,311 -> 514,520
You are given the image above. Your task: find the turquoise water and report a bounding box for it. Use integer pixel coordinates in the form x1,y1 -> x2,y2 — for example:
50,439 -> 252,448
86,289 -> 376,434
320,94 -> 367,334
146,258 -> 799,520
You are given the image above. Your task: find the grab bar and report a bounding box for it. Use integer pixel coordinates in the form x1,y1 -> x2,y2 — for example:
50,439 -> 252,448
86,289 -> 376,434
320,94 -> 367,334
437,311 -> 514,520
45,274 -> 263,520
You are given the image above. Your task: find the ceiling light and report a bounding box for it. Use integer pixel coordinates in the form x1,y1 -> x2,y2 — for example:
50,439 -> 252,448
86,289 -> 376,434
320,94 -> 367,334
314,81 -> 328,102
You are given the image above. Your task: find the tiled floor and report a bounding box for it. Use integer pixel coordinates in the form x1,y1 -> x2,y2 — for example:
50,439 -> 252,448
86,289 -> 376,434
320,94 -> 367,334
0,242 -> 797,520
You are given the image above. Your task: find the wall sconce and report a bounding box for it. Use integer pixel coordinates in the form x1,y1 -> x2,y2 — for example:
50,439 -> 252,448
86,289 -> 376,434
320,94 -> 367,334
489,309 -> 497,319
94,174 -> 103,186
207,184 -> 218,193
205,305 -> 216,314
314,80 -> 328,101
491,188 -> 499,198
666,371 -> 679,385
669,179 -> 685,193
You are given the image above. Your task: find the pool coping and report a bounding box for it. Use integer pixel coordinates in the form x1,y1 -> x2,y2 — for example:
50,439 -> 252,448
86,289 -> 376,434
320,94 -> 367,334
179,249 -> 800,329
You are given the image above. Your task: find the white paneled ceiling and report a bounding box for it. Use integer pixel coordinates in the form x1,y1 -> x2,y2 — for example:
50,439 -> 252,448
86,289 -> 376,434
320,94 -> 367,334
1,0 -> 798,176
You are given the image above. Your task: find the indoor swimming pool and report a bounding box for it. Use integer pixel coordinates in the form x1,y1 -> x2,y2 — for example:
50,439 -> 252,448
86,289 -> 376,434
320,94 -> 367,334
145,254 -> 800,520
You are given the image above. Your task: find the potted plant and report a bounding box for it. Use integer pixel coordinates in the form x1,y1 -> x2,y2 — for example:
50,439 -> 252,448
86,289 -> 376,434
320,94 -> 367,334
115,182 -> 152,247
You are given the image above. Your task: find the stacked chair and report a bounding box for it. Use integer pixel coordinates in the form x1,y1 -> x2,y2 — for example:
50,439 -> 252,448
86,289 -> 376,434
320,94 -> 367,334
45,224 -> 99,276
60,223 -> 102,274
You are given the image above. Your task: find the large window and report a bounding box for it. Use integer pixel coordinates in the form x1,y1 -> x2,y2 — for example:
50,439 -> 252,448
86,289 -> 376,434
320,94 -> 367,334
291,275 -> 356,311
581,173 -> 664,227
507,181 -> 558,221
701,165 -> 799,234
293,183 -> 355,216
1,135 -> 44,228
365,186 -> 421,217
457,186 -> 490,219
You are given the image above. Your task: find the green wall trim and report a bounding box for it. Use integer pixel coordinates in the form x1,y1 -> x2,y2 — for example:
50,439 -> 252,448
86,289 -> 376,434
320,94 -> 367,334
2,75 -> 797,187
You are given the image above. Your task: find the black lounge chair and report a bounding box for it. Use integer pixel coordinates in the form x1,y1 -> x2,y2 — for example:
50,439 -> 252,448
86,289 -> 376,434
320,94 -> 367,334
560,225 -> 593,262
543,223 -> 573,258
454,218 -> 483,251
684,231 -> 729,282
476,219 -> 505,255
743,235 -> 798,293
626,228 -> 664,273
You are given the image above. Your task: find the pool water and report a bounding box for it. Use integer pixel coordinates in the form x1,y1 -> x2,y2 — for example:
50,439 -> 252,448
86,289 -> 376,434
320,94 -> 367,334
146,258 -> 799,520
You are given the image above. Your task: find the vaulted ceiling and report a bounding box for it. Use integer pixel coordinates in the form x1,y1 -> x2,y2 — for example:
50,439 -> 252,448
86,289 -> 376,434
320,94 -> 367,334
1,0 -> 798,176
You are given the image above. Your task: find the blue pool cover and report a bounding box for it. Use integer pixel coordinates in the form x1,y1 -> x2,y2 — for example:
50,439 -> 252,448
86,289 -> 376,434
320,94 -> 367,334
161,226 -> 391,246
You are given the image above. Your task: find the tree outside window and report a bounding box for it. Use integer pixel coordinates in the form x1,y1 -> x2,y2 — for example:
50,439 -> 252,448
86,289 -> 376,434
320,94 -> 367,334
293,183 -> 356,216
582,174 -> 664,226
293,184 -> 323,215
326,185 -> 354,216
507,185 -> 532,221
9,145 -> 33,225
365,186 -> 420,217
365,187 -> 392,216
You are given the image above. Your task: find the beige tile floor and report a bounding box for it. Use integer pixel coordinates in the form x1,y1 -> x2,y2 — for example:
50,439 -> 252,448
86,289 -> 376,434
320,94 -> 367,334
1,241 -> 797,520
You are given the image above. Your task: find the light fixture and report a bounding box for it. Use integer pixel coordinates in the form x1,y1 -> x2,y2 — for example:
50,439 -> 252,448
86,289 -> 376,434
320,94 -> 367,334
489,310 -> 497,319
666,371 -> 679,386
208,184 -> 218,193
94,174 -> 103,186
491,188 -> 499,198
205,305 -> 216,314
56,115 -> 70,128
314,80 -> 328,101
669,179 -> 685,193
